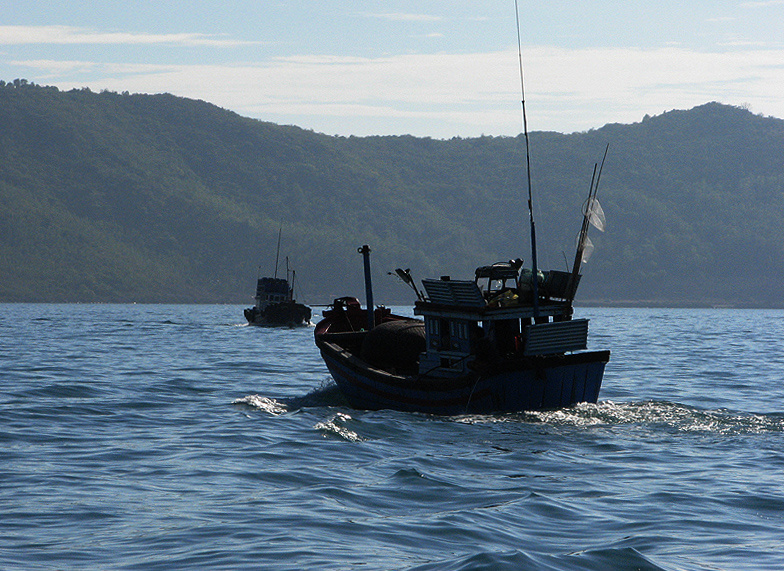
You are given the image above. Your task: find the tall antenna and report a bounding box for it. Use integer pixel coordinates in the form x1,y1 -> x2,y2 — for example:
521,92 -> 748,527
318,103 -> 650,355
514,0 -> 540,317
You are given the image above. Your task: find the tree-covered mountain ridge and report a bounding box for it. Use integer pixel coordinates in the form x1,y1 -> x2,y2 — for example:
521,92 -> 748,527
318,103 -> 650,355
1,79 -> 783,307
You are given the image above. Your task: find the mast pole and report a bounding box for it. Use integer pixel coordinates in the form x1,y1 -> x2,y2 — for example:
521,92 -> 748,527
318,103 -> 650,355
273,227 -> 282,278
358,245 -> 375,330
514,0 -> 540,317
286,256 -> 292,301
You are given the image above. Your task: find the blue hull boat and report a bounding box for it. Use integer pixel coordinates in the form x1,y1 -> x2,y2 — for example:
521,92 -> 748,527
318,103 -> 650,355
314,11 -> 611,414
314,256 -> 610,415
318,332 -> 607,415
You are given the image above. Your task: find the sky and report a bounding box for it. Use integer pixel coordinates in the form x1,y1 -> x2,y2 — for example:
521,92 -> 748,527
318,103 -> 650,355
2,1 -> 783,138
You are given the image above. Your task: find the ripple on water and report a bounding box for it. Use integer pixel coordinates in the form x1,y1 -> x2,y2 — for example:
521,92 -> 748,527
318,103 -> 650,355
5,305 -> 784,571
405,546 -> 671,571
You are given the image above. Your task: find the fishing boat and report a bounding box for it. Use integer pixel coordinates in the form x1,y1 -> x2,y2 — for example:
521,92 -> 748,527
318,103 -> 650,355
244,231 -> 311,327
313,5 -> 610,414
244,275 -> 311,327
315,243 -> 609,414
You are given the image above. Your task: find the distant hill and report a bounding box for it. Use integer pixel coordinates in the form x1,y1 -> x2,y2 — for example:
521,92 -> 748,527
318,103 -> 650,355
1,79 -> 783,307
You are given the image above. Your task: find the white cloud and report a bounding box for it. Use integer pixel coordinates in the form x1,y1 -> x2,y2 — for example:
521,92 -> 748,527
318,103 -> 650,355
0,25 -> 261,47
355,13 -> 442,22
10,45 -> 784,137
10,59 -> 99,74
741,0 -> 784,6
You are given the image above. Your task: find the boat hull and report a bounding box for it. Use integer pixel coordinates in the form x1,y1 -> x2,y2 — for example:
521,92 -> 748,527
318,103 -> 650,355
244,303 -> 311,327
317,337 -> 609,415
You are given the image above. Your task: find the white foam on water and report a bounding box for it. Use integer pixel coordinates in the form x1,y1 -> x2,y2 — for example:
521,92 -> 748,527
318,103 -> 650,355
314,412 -> 364,442
233,394 -> 289,415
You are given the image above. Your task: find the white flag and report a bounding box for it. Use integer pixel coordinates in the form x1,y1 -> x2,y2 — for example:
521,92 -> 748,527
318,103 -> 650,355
585,198 -> 606,232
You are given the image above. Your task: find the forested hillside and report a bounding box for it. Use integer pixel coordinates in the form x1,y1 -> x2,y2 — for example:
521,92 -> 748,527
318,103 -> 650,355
1,79 -> 783,306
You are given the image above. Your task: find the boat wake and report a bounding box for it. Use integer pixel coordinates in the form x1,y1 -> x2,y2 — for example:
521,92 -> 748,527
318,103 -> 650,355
314,412 -> 364,442
465,400 -> 784,434
233,383 -> 348,416
232,367 -> 784,438
235,390 -> 784,435
233,386 -> 362,441
232,394 -> 289,415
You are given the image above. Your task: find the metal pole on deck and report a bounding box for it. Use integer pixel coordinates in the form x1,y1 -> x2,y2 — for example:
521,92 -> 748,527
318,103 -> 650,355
515,0 -> 540,318
358,245 -> 375,330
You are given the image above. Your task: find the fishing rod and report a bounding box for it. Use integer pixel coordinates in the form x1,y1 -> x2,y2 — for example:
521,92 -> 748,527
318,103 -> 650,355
388,268 -> 425,301
571,164 -> 598,281
514,0 -> 540,317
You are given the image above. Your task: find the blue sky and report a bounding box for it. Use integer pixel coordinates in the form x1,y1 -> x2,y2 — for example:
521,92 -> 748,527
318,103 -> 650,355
2,1 -> 783,138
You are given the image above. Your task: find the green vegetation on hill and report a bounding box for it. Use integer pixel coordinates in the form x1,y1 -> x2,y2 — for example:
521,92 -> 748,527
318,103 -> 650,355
1,79 -> 783,306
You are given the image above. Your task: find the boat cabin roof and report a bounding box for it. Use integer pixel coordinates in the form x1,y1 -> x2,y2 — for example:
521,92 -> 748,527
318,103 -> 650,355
257,277 -> 289,294
415,276 -> 572,322
474,260 -> 522,282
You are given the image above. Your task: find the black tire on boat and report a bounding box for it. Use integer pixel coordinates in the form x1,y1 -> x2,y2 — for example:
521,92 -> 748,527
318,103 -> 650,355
361,320 -> 426,372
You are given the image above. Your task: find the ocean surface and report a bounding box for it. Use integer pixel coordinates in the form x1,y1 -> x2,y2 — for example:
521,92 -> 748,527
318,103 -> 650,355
2,303 -> 784,570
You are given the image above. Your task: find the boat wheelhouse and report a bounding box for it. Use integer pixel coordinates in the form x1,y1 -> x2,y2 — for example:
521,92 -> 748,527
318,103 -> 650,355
244,276 -> 311,327
416,264 -> 587,377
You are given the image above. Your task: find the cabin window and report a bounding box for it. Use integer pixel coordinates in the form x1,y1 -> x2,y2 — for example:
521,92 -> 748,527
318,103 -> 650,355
449,321 -> 468,339
426,319 -> 471,351
427,319 -> 439,348
439,318 -> 450,350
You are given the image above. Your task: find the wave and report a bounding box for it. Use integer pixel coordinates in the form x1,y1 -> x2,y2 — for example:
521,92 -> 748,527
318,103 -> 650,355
232,394 -> 289,415
314,412 -> 364,442
405,546 -> 670,571
233,386 -> 362,442
233,382 -> 347,415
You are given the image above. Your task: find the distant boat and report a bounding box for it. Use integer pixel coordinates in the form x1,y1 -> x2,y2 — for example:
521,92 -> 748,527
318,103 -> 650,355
244,275 -> 311,327
244,231 -> 311,327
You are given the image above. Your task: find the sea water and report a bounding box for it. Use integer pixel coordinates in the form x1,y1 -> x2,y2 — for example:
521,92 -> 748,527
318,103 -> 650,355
1,304 -> 783,570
